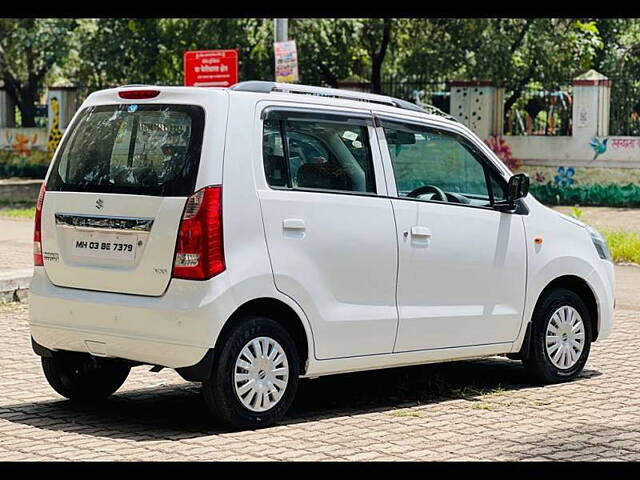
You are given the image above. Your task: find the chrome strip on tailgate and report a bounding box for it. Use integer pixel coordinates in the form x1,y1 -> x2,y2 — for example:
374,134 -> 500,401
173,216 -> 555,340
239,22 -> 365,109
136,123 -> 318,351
55,213 -> 154,232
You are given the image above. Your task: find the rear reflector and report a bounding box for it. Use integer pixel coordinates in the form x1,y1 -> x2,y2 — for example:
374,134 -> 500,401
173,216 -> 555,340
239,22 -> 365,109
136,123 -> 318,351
34,182 -> 46,266
118,90 -> 160,99
172,186 -> 225,280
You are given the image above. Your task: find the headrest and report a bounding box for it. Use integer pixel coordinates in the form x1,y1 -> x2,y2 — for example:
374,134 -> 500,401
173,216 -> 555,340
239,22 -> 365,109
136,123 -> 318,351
297,162 -> 351,191
264,155 -> 287,187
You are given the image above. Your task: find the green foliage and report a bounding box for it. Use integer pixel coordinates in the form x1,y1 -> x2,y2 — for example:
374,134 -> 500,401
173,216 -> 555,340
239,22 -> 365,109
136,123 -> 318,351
0,151 -> 49,179
59,18 -> 616,92
289,19 -> 369,87
530,182 -> 640,207
0,19 -> 78,126
570,205 -> 584,220
3,17 -> 640,128
67,19 -> 275,87
0,204 -> 35,219
601,229 -> 640,264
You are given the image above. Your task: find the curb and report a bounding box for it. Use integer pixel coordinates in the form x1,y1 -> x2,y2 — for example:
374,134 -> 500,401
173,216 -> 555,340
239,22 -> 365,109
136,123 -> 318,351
0,268 -> 33,302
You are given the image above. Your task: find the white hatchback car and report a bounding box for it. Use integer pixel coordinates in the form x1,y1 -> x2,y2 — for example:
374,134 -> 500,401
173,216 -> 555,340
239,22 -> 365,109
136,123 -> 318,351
29,81 -> 615,429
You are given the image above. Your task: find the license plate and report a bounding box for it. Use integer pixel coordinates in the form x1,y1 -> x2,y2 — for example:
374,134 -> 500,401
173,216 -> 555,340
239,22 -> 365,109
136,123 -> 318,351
71,231 -> 137,262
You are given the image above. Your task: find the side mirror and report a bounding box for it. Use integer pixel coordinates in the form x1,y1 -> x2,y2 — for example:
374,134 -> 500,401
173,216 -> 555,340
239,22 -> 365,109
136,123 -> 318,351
494,173 -> 529,212
507,173 -> 530,202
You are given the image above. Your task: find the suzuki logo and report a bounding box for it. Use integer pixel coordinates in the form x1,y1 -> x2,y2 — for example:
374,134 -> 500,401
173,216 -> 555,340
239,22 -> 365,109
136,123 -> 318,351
95,198 -> 104,210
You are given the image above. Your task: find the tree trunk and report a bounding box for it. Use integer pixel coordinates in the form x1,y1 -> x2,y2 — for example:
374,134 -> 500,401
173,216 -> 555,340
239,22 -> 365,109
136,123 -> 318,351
504,60 -> 538,114
1,70 -> 41,127
318,63 -> 338,88
19,95 -> 37,127
371,19 -> 392,94
17,77 -> 40,128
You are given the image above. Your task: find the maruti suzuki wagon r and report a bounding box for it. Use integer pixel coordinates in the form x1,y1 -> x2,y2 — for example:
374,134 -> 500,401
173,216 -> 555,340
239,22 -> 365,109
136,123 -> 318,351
28,81 -> 615,429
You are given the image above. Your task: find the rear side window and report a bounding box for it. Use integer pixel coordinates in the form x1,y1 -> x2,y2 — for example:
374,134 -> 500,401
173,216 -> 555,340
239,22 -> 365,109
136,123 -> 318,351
47,104 -> 205,196
262,111 -> 376,194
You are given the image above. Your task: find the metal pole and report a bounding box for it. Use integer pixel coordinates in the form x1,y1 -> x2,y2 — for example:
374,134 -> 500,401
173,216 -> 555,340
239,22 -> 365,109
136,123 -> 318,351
274,18 -> 288,43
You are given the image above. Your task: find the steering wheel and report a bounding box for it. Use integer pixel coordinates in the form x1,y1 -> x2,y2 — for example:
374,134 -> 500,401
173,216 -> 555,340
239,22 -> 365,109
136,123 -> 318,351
406,185 -> 448,202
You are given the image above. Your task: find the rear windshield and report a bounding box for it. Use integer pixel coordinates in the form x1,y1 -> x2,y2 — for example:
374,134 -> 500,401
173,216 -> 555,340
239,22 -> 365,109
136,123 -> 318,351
47,104 -> 205,196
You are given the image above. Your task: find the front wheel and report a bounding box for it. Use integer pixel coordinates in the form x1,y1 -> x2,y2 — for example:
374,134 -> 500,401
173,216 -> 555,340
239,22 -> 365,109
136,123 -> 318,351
202,316 -> 299,429
41,354 -> 131,401
523,288 -> 592,383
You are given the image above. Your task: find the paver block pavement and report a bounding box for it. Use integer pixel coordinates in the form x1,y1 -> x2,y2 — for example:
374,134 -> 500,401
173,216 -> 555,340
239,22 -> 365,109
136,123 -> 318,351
1,301 -> 639,461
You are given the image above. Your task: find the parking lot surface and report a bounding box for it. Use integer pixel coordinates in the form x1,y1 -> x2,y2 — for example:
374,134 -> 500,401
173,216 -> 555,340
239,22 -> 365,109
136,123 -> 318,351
1,284 -> 640,461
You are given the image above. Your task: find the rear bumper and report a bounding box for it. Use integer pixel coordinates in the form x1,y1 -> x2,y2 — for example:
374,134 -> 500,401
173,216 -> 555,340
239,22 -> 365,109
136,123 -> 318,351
28,267 -> 230,369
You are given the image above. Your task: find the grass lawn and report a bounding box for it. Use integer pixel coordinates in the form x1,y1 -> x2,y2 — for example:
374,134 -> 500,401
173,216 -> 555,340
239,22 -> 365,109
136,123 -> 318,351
0,200 -> 35,219
601,229 -> 640,264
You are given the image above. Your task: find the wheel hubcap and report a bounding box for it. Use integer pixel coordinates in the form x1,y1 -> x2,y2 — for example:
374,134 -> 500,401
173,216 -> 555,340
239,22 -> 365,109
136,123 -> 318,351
233,337 -> 289,412
545,305 -> 585,369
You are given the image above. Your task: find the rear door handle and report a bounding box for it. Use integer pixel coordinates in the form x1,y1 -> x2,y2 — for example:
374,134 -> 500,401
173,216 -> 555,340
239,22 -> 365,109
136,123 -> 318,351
283,218 -> 306,230
410,226 -> 431,237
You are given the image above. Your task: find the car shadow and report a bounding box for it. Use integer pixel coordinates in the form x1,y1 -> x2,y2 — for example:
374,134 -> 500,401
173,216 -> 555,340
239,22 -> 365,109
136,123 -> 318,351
0,356 -> 601,440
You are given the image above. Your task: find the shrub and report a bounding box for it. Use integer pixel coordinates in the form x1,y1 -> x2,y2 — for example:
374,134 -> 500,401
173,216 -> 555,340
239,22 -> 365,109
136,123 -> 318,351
530,182 -> 640,207
0,150 -> 50,179
601,229 -> 640,264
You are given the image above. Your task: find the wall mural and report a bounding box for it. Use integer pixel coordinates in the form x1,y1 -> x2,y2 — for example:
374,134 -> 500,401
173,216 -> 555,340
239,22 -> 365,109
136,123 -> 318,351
1,128 -> 46,153
554,166 -> 576,186
484,136 -> 520,170
48,97 -> 63,157
590,137 -> 609,161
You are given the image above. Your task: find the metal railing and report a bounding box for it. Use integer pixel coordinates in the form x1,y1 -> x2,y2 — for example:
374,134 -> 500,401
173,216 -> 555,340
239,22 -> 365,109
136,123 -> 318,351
609,76 -> 640,136
503,86 -> 573,136
380,76 -> 450,113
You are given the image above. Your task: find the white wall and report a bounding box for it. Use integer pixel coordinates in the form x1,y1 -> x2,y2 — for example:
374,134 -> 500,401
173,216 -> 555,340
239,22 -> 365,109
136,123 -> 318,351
507,135 -> 640,169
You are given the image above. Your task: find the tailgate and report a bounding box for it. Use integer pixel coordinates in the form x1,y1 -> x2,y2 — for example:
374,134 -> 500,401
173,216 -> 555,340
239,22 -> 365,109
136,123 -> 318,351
41,192 -> 185,296
40,95 -> 214,296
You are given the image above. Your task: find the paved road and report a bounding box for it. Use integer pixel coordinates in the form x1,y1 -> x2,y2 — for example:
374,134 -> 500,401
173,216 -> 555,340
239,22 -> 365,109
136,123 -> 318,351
1,289 -> 639,460
0,217 -> 32,272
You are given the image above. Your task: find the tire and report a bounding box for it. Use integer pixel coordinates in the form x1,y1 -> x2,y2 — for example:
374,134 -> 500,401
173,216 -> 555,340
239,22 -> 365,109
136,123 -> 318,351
41,354 -> 131,401
523,288 -> 592,384
202,316 -> 299,430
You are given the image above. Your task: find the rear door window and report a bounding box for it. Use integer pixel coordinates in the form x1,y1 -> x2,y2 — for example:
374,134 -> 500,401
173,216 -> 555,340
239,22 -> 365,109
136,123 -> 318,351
262,111 -> 376,194
47,104 -> 205,196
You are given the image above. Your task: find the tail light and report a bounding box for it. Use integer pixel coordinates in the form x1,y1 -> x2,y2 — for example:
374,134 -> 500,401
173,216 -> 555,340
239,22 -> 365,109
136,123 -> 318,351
172,186 -> 225,280
34,182 -> 46,266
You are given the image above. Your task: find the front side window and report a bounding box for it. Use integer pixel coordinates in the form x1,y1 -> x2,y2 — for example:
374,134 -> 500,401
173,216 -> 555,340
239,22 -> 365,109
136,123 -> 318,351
263,113 -> 376,194
383,121 -> 505,207
47,104 -> 205,196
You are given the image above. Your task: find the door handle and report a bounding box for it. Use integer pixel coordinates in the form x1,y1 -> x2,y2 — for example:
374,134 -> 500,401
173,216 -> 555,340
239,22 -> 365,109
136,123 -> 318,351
283,218 -> 306,230
410,226 -> 431,237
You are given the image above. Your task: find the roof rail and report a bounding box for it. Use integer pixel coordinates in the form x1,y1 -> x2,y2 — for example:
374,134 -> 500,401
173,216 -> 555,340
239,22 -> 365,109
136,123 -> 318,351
229,80 -> 457,121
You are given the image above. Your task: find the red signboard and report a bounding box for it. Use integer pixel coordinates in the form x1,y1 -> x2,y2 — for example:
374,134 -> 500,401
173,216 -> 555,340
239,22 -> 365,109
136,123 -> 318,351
183,50 -> 238,87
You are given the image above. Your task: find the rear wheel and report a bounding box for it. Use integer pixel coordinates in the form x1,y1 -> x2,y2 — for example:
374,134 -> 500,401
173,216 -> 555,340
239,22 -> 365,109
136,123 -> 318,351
523,288 -> 592,383
41,354 -> 131,401
202,316 -> 299,429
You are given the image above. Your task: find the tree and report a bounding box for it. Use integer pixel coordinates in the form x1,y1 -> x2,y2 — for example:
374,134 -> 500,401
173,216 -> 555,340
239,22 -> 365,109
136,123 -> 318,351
360,19 -> 393,93
289,19 -> 368,87
0,18 -> 77,127
459,19 -> 603,111
67,19 -> 274,88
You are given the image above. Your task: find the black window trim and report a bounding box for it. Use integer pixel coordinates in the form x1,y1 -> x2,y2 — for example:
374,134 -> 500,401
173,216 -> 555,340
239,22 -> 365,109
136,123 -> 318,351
261,107 -> 380,196
262,106 -> 374,126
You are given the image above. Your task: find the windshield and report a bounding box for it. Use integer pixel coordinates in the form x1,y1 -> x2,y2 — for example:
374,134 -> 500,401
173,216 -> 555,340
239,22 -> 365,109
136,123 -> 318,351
47,104 -> 205,196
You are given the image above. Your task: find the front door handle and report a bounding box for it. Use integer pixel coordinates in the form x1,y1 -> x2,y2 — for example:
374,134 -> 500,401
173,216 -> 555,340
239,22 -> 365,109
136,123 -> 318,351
283,218 -> 306,230
410,226 -> 431,237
